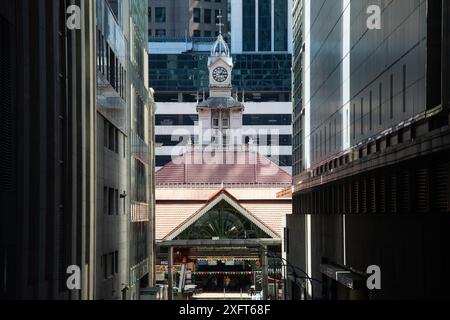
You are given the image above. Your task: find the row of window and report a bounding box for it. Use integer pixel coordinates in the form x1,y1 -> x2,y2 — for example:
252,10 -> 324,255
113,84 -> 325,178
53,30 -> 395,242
103,187 -> 123,216
154,114 -> 292,126
101,251 -> 119,280
156,135 -> 199,146
155,155 -> 292,167
156,114 -> 199,126
243,135 -> 292,146
97,29 -> 126,100
149,29 -> 220,38
155,134 -> 292,146
243,114 -> 292,126
149,3 -> 222,24
193,8 -> 222,24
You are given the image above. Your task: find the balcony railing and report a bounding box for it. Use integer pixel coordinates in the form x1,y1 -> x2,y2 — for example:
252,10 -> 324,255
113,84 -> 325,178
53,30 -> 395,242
131,201 -> 149,222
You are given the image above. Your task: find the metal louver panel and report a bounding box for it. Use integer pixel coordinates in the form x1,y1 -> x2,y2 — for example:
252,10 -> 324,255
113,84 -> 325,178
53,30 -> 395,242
433,164 -> 449,212
0,17 -> 14,192
415,168 -> 429,213
389,173 -> 398,213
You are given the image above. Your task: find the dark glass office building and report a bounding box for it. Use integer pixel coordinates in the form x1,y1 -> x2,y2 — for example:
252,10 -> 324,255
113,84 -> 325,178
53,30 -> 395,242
288,0 -> 450,300
0,0 -> 156,300
0,0 -> 97,299
149,52 -> 292,102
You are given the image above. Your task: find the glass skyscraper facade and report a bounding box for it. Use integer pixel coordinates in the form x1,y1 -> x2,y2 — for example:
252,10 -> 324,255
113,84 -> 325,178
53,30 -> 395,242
239,0 -> 290,53
149,53 -> 291,101
288,0 -> 450,300
258,0 -> 272,51
242,0 -> 256,52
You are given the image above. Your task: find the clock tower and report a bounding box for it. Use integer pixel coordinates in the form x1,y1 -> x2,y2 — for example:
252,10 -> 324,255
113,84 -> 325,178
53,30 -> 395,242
196,12 -> 244,146
208,32 -> 233,97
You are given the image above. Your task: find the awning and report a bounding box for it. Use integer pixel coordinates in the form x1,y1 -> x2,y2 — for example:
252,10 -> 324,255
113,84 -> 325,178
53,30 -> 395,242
156,238 -> 281,248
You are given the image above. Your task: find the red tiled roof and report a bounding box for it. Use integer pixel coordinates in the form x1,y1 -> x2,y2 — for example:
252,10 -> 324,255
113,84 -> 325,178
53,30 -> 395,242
156,151 -> 291,185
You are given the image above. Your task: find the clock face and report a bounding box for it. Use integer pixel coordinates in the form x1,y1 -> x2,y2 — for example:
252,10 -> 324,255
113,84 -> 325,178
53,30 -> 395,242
212,67 -> 229,83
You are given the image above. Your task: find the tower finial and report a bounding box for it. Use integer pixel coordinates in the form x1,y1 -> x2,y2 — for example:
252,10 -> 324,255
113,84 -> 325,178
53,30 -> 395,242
216,10 -> 224,35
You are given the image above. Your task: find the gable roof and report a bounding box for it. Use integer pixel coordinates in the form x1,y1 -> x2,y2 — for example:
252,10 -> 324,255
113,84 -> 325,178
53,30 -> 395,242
156,151 -> 291,185
164,189 -> 280,240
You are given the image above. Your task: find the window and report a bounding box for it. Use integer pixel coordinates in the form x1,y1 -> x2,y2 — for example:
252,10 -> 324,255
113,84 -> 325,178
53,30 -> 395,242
115,189 -> 119,215
109,188 -> 115,215
155,29 -> 166,37
390,74 -> 394,119
114,251 -> 119,274
109,123 -> 115,151
274,0 -> 288,51
123,135 -> 126,158
148,7 -> 151,23
103,187 -> 108,215
403,64 -> 406,113
360,98 -> 364,135
193,30 -> 201,37
212,118 -> 219,128
204,9 -> 211,24
222,118 -> 229,128
243,0 -> 256,51
102,255 -> 108,279
156,156 -> 173,167
427,0 -> 442,109
258,0 -> 272,51
155,7 -> 166,23
369,90 -> 372,131
104,119 -> 109,148
204,30 -> 212,37
379,83 -> 383,125
193,8 -> 201,23
109,253 -> 115,276
353,104 -> 356,139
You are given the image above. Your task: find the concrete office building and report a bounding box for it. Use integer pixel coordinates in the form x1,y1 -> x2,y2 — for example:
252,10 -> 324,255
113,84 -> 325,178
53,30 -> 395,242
96,0 -> 155,300
0,0 -> 155,300
288,0 -> 450,299
148,0 -> 228,38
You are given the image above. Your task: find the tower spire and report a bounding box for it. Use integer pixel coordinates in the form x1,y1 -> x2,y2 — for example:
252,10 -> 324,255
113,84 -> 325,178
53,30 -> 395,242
216,10 -> 224,35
